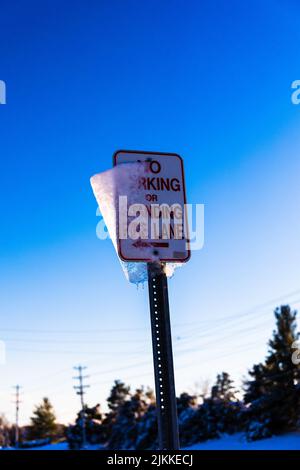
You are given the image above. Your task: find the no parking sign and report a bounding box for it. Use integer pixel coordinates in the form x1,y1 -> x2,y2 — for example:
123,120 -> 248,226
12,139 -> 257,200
114,150 -> 190,263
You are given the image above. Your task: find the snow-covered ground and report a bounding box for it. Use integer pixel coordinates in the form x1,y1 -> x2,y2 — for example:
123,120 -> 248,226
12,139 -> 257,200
27,442 -> 69,450
185,432 -> 300,450
3,433 -> 300,450
1,442 -> 101,450
25,442 -> 100,450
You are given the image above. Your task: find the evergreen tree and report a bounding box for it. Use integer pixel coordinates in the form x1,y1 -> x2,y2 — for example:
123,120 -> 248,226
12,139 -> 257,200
179,373 -> 243,446
66,404 -> 104,449
244,305 -> 300,439
244,363 -> 267,404
108,386 -> 151,449
177,393 -> 198,446
103,380 -> 131,440
134,388 -> 157,450
135,404 -> 158,450
0,415 -> 10,447
29,397 -> 57,440
107,380 -> 130,412
177,392 -> 197,416
108,399 -> 135,449
211,372 -> 237,402
205,372 -> 242,437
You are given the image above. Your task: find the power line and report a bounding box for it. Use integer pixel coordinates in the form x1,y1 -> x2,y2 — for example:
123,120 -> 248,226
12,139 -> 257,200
6,331 -> 288,404
171,298 -> 300,350
174,318 -> 271,352
1,316 -> 268,395
1,311 -> 290,389
88,342 -> 264,388
1,291 -> 299,412
175,297 -> 300,339
6,347 -> 146,356
4,299 -> 300,356
0,337 -> 148,345
2,311 -> 294,396
2,288 -> 299,335
20,360 -> 152,397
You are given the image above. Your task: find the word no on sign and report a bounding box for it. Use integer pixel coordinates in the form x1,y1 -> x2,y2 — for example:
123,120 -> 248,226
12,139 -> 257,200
113,150 -> 190,263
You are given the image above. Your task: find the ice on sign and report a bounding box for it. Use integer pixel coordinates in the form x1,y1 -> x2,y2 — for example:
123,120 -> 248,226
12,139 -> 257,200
90,152 -> 190,284
90,163 -> 147,283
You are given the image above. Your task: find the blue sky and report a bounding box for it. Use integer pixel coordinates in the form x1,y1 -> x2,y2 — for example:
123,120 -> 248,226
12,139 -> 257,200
0,0 -> 300,424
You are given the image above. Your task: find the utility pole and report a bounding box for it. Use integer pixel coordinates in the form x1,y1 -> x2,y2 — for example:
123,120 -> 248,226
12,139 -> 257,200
73,365 -> 89,448
13,385 -> 21,449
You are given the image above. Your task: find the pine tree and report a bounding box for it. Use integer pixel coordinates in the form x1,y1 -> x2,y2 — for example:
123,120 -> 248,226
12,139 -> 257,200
0,415 -> 10,447
244,363 -> 268,404
205,372 -> 242,436
244,305 -> 300,438
66,403 -> 104,448
29,397 -> 57,440
108,386 -> 151,449
177,393 -> 198,446
134,388 -> 157,450
179,373 -> 243,446
211,372 -> 237,402
135,404 -> 158,450
177,392 -> 197,416
100,380 -> 131,444
107,380 -> 130,412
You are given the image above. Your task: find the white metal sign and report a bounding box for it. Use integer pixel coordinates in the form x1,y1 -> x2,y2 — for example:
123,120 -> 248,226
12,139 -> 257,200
114,150 -> 190,263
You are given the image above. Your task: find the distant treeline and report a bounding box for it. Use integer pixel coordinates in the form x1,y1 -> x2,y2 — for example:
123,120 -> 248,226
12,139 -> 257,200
67,305 -> 300,449
1,305 -> 299,449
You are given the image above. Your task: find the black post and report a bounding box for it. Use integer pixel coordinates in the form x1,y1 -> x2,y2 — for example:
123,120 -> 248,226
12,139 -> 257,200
147,262 -> 180,450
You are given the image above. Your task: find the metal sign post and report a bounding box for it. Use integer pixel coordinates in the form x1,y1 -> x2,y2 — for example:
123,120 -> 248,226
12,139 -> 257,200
91,149 -> 191,451
147,262 -> 180,450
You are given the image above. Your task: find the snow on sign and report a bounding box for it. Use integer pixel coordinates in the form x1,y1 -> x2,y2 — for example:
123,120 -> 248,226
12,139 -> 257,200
113,150 -> 190,263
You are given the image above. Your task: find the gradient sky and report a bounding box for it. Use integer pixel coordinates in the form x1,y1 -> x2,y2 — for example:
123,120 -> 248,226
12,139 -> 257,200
0,0 -> 300,425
